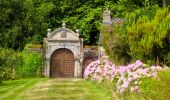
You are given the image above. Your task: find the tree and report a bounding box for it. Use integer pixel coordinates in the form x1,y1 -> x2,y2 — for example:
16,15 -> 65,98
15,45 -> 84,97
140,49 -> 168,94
163,0 -> 168,7
102,7 -> 170,65
0,0 -> 169,49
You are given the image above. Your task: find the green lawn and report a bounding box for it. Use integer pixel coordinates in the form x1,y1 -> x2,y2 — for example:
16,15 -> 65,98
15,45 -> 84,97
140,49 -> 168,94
1,70 -> 169,100
0,78 -> 111,100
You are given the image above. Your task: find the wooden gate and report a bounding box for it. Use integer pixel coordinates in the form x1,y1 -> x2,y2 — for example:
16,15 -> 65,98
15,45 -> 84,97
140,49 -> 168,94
50,48 -> 74,77
82,57 -> 95,76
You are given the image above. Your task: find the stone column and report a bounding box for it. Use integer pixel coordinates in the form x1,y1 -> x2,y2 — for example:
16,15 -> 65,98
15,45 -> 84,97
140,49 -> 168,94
77,58 -> 82,77
46,59 -> 50,77
74,60 -> 78,78
43,58 -> 50,77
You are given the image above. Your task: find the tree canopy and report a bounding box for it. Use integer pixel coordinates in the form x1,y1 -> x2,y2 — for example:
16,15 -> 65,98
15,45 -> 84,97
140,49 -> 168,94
0,0 -> 169,50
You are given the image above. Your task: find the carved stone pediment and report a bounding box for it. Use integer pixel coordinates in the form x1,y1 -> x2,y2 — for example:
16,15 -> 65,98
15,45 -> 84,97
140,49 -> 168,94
47,22 -> 79,41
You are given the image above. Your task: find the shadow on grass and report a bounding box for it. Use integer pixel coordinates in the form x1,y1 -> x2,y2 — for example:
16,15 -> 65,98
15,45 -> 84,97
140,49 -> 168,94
0,79 -> 27,86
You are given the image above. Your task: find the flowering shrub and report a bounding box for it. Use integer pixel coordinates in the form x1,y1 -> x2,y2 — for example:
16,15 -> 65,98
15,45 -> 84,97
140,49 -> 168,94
84,59 -> 163,94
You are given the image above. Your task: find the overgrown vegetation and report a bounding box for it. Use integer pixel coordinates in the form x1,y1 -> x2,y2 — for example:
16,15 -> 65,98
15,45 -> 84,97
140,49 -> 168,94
0,44 -> 43,83
102,7 -> 170,66
0,0 -> 170,98
121,69 -> 170,99
0,0 -> 169,49
84,59 -> 170,99
96,69 -> 170,100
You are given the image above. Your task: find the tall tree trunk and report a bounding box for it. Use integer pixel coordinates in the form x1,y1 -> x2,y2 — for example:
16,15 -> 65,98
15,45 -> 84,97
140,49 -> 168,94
19,23 -> 25,50
163,0 -> 168,7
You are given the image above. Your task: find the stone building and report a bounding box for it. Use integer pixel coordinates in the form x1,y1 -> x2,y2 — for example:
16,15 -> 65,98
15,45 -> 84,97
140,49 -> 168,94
43,22 -> 83,77
43,9 -> 113,78
43,22 -> 98,78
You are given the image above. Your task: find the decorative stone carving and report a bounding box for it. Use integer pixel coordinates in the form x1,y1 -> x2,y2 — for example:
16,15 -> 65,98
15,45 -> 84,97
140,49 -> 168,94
60,30 -> 67,38
75,29 -> 80,37
62,21 -> 66,28
43,22 -> 83,78
47,29 -> 51,38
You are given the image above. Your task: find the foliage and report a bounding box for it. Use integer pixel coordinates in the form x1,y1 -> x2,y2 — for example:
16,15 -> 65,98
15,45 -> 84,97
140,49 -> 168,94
17,44 -> 43,78
0,0 -> 167,49
0,0 -> 55,49
139,69 -> 170,100
102,7 -> 170,66
118,69 -> 170,100
127,8 -> 170,65
84,58 -> 163,93
0,48 -> 22,83
84,59 -> 170,99
0,44 -> 43,83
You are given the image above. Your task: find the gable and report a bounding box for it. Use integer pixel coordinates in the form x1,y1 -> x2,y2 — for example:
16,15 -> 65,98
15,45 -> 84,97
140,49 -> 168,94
47,23 -> 79,41
49,28 -> 79,40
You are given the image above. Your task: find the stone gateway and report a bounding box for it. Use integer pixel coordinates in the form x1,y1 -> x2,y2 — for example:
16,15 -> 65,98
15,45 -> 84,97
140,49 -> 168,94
43,22 -> 84,78
43,9 -> 111,78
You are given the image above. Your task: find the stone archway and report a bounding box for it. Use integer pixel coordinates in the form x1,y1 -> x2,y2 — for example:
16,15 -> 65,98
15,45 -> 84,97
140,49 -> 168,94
82,57 -> 95,76
50,48 -> 74,77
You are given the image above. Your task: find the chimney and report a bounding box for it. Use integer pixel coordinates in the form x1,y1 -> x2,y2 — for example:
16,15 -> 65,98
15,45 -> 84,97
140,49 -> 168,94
103,8 -> 111,24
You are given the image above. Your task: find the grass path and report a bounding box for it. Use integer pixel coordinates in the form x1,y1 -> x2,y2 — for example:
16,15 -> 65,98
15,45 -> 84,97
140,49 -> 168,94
0,78 -> 112,100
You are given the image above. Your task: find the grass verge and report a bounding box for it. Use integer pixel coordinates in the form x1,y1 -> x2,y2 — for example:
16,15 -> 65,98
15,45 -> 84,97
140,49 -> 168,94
0,78 -> 111,100
92,69 -> 170,100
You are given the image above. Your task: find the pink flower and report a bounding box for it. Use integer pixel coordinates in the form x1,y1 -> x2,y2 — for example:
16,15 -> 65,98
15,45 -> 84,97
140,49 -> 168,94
86,65 -> 91,70
132,73 -> 140,79
151,72 -> 157,78
151,66 -> 156,71
118,66 -> 127,75
130,87 -> 135,92
95,67 -> 102,73
147,74 -> 151,77
123,81 -> 129,88
135,60 -> 143,67
84,69 -> 91,77
101,71 -> 107,76
134,81 -> 138,85
120,88 -> 125,93
83,59 -> 162,94
127,77 -> 133,82
95,60 -> 100,64
104,66 -> 108,71
156,66 -> 163,70
98,77 -> 103,83
128,64 -> 135,69
134,86 -> 141,93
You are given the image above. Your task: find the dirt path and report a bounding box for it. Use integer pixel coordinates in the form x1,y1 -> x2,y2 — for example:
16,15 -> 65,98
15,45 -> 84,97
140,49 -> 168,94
0,78 -> 119,100
20,78 -> 112,100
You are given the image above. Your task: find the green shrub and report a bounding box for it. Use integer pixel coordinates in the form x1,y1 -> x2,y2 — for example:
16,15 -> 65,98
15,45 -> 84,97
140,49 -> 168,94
102,7 -> 170,66
0,48 -> 22,83
0,44 -> 43,83
141,69 -> 170,99
118,69 -> 170,100
16,44 -> 43,78
18,51 -> 42,78
90,69 -> 170,99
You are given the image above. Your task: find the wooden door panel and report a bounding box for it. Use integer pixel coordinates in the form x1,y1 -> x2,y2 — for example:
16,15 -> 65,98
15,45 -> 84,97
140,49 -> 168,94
50,48 -> 74,77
